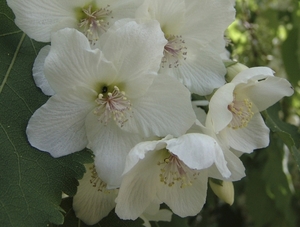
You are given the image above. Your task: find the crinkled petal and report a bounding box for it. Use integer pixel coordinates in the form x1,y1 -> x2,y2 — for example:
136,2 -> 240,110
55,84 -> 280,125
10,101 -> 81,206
123,75 -> 196,137
26,86 -> 96,157
45,28 -> 117,94
32,45 -> 55,96
236,76 -> 294,112
123,136 -> 172,174
99,19 -> 167,97
73,164 -> 117,225
223,113 -> 270,153
85,114 -> 143,188
115,150 -> 161,220
157,172 -> 208,217
166,134 -> 223,171
231,67 -> 274,84
208,83 -> 235,133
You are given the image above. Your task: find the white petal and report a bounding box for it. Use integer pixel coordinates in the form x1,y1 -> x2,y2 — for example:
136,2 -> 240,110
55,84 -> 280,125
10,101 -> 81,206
208,83 -> 236,133
7,0 -> 81,42
231,67 -> 274,84
99,19 -> 167,97
192,103 -> 207,126
32,45 -> 55,96
141,208 -> 172,227
168,46 -> 226,95
116,150 -> 161,220
85,114 -> 143,188
26,87 -> 96,157
123,75 -> 196,137
135,0 -> 186,34
166,134 -> 218,170
73,164 -> 117,225
223,113 -> 270,153
123,136 -> 172,175
45,28 -> 117,94
157,172 -> 208,217
208,148 -> 246,181
183,0 -> 235,45
235,76 -> 294,112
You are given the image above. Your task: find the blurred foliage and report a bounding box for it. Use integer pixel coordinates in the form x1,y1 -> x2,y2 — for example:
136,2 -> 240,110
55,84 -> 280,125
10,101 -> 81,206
194,0 -> 300,227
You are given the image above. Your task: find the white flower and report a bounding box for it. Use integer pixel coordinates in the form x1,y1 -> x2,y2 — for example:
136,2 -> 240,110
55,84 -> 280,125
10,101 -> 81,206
26,21 -> 196,188
207,67 -> 294,153
115,134 -> 232,219
7,0 -> 141,43
135,0 -> 236,95
73,163 -> 172,225
73,163 -> 118,225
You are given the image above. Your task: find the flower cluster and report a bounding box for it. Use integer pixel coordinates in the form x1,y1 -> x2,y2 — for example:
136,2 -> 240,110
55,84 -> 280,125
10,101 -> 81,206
8,0 -> 294,225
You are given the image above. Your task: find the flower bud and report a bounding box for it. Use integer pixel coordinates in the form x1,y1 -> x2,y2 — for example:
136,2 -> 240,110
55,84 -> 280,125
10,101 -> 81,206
226,62 -> 249,82
209,179 -> 234,205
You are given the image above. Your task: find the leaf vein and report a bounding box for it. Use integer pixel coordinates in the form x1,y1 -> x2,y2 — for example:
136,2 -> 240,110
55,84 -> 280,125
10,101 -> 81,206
6,83 -> 34,114
0,33 -> 26,94
0,30 -> 22,37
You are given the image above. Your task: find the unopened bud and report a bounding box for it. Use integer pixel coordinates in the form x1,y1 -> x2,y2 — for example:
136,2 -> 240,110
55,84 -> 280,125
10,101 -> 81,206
209,179 -> 234,205
226,62 -> 249,82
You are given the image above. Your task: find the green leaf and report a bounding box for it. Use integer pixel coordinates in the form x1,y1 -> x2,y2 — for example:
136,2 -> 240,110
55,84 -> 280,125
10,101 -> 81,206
262,139 -> 297,227
281,27 -> 300,87
245,153 -> 282,227
263,103 -> 300,170
0,1 -> 93,226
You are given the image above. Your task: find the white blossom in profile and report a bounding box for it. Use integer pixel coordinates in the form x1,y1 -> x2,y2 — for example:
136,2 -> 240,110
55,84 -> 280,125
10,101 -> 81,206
207,67 -> 294,153
26,21 -> 196,188
135,0 -> 236,95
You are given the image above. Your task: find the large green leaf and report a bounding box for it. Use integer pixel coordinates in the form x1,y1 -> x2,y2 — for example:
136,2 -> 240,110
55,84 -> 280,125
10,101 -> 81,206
0,1 -> 93,226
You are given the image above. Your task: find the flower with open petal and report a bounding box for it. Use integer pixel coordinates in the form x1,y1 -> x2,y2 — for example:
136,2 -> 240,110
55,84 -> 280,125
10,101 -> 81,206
7,0 -> 141,43
27,21 -> 196,188
73,163 -> 172,225
135,0 -> 235,95
73,163 -> 118,225
115,134 -> 232,219
207,67 -> 294,153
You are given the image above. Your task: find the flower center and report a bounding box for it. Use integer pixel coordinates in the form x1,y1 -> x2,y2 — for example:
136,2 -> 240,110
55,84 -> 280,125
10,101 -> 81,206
93,85 -> 132,127
157,153 -> 200,188
78,4 -> 112,43
161,34 -> 187,69
227,96 -> 254,129
89,165 -> 110,193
